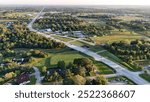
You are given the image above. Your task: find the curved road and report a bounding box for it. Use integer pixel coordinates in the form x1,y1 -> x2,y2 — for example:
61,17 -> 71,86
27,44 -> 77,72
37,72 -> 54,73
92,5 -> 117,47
33,66 -> 42,85
28,8 -> 149,85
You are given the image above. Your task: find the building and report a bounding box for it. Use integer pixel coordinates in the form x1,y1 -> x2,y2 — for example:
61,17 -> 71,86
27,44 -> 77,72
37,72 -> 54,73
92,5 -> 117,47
15,73 -> 30,84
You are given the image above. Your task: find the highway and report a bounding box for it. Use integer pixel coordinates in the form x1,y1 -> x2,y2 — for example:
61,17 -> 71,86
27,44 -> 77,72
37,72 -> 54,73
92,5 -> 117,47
28,8 -> 149,85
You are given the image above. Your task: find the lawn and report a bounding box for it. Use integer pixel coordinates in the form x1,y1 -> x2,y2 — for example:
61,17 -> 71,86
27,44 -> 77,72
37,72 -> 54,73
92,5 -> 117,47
89,45 -> 106,52
94,61 -> 115,74
34,48 -> 89,68
28,75 -> 36,85
99,51 -> 123,63
51,35 -> 72,42
70,41 -> 86,46
140,73 -> 150,82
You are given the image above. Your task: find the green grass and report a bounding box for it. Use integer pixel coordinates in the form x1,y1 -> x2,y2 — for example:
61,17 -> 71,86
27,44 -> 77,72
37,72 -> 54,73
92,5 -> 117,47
28,75 -> 36,85
70,41 -> 86,46
91,31 -> 142,44
34,49 -> 88,68
89,45 -> 105,52
52,35 -> 72,42
99,51 -> 123,63
94,61 -> 115,74
140,73 -> 150,82
50,51 -> 87,65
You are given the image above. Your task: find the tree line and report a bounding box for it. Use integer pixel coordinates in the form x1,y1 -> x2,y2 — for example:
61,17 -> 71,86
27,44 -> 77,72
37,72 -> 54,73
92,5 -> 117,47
33,13 -> 111,36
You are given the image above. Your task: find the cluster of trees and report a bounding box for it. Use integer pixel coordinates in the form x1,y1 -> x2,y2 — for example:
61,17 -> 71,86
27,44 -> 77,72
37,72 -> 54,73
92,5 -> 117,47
43,58 -> 107,85
34,14 -> 85,31
1,49 -> 47,60
81,14 -> 150,33
104,40 -> 150,69
120,20 -> 150,31
0,23 -> 65,50
33,13 -> 111,36
0,72 -> 16,84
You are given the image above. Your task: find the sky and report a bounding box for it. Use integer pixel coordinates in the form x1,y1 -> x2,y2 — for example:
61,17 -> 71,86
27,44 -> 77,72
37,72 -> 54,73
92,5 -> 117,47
0,0 -> 150,5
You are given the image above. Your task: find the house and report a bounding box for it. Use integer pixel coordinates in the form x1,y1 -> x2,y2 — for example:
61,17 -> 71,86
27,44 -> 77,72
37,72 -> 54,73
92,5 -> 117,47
12,58 -> 29,64
15,73 -> 30,84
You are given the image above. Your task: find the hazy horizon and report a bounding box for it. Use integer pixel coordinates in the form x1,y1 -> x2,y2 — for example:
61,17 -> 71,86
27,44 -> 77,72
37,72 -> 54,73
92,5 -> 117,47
0,0 -> 150,5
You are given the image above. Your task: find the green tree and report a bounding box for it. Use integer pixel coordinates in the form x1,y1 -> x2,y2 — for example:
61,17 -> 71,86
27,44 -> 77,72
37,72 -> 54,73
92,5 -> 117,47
95,76 -> 108,85
57,60 -> 66,69
72,75 -> 86,85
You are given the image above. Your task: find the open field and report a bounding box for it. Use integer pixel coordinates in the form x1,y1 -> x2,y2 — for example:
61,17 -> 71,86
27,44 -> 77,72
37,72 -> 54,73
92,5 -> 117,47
70,41 -> 87,46
112,16 -> 143,21
34,48 -> 89,67
91,31 -> 143,44
94,61 -> 115,74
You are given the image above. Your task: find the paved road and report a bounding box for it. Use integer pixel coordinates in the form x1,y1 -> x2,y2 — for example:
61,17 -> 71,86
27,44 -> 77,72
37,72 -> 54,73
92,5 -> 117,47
33,66 -> 42,85
28,8 -> 149,85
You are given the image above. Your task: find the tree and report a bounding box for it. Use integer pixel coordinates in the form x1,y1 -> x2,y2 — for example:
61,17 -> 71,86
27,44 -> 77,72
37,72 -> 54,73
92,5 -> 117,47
95,76 -> 108,85
65,69 -> 73,77
72,75 -> 86,85
63,77 -> 74,85
41,66 -> 47,73
57,60 -> 66,69
73,58 -> 92,66
78,67 -> 86,77
0,77 -> 4,84
5,72 -> 16,80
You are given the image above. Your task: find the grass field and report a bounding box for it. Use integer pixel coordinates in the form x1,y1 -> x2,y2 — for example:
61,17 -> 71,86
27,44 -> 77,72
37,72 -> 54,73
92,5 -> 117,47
94,61 -> 115,74
91,31 -> 143,44
33,48 -> 88,68
89,45 -> 105,52
27,75 -> 36,85
112,16 -> 143,21
70,41 -> 86,46
140,73 -> 150,82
